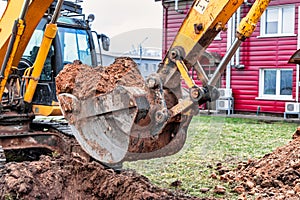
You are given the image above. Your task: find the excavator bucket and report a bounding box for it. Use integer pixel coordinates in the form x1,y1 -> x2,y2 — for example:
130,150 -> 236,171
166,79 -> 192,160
59,86 -> 144,164
56,58 -> 195,165
58,86 -> 193,165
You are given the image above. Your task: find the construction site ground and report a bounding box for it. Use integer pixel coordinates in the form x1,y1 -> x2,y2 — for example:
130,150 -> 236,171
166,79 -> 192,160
1,57 -> 300,199
0,112 -> 300,199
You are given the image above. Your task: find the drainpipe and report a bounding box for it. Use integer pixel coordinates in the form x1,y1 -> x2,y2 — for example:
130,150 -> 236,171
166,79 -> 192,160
244,0 -> 252,7
162,1 -> 168,59
226,7 -> 241,89
296,65 -> 299,102
297,6 -> 300,103
226,12 -> 234,89
235,7 -> 241,67
175,0 -> 184,14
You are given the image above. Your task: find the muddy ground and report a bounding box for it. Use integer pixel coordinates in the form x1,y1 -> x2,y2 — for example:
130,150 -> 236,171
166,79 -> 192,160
1,130 -> 300,200
0,155 -> 209,200
55,57 -> 145,100
2,58 -> 300,199
55,57 -> 145,123
212,128 -> 300,199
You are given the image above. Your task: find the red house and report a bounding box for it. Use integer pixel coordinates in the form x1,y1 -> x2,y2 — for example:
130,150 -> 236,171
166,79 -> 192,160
157,0 -> 300,117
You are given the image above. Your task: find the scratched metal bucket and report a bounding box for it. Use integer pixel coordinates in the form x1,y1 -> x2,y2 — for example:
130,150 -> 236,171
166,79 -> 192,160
58,85 -> 192,165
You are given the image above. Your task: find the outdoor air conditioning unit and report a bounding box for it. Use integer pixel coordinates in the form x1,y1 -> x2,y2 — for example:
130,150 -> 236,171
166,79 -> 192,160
218,88 -> 232,98
216,99 -> 232,110
285,102 -> 300,113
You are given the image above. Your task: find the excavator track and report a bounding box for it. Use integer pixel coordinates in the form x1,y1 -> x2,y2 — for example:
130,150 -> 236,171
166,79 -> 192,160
0,115 -> 91,162
32,117 -> 74,136
0,116 -> 122,170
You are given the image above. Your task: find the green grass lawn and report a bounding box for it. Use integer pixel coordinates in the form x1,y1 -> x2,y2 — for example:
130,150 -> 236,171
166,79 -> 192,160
124,115 -> 299,199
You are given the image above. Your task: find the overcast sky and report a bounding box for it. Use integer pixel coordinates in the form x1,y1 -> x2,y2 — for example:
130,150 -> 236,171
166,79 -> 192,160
0,1 -> 163,37
0,1 -> 5,16
81,1 -> 163,37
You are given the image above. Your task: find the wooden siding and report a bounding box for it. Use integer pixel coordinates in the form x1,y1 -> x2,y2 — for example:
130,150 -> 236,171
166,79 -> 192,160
162,0 -> 194,57
232,0 -> 298,113
162,0 -> 300,114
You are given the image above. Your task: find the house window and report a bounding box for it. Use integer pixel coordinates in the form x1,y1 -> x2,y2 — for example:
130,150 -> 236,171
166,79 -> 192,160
260,5 -> 295,37
259,69 -> 293,99
145,63 -> 149,71
152,64 -> 157,72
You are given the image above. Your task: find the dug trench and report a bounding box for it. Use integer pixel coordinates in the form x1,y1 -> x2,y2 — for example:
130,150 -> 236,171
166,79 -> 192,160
53,57 -> 300,199
209,128 -> 300,199
2,130 -> 300,199
0,155 -> 205,200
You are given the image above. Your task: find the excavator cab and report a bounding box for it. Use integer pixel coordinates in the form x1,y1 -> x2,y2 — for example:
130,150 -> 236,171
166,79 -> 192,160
14,2 -> 110,116
0,0 -> 110,164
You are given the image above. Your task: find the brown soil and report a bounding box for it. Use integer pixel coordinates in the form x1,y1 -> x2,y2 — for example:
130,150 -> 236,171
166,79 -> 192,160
54,57 -> 300,199
55,57 -> 187,160
3,132 -> 300,200
55,57 -> 145,100
215,129 -> 300,199
0,155 -> 205,200
55,57 -> 146,124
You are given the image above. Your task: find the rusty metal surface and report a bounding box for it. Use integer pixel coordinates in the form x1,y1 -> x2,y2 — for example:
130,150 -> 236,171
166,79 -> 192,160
62,83 -> 197,165
289,49 -> 300,64
0,132 -> 69,153
0,123 -> 30,136
67,86 -> 143,164
0,111 -> 34,136
125,114 -> 193,162
0,111 -> 34,125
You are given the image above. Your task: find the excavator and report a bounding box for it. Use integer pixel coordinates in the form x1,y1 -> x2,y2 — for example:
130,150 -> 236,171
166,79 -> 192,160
0,0 -> 271,167
0,0 -> 110,164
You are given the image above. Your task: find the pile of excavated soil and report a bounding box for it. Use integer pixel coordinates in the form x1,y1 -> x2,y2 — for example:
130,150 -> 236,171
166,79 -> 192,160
55,57 -> 145,100
55,57 -> 146,123
214,129 -> 300,199
0,155 -> 206,200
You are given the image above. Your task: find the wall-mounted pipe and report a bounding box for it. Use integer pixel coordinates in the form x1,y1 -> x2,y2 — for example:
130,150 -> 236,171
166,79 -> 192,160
162,1 -> 169,58
244,0 -> 253,6
235,7 -> 241,67
226,13 -> 233,89
296,6 -> 300,102
175,0 -> 184,14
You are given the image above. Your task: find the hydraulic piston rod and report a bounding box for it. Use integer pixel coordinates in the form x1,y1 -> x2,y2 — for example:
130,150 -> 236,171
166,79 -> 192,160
23,0 -> 64,104
208,0 -> 271,87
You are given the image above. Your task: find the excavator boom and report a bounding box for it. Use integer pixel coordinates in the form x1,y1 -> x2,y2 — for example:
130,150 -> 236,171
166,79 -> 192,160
57,0 -> 271,165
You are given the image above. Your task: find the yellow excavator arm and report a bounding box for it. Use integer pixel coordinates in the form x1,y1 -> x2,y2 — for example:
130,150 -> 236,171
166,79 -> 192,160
0,0 -> 68,118
0,0 -> 55,68
0,0 -> 57,112
57,0 -> 271,165
159,0 -> 270,100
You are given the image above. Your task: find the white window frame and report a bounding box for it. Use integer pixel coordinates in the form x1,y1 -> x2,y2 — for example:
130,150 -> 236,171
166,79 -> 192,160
260,4 -> 296,38
258,68 -> 293,100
